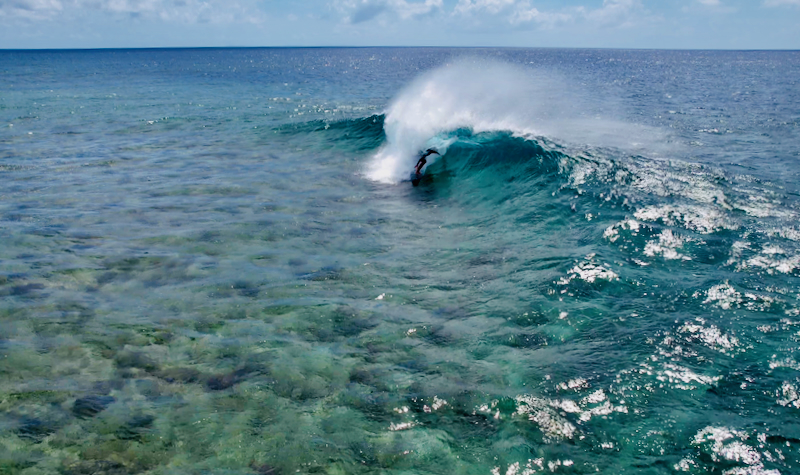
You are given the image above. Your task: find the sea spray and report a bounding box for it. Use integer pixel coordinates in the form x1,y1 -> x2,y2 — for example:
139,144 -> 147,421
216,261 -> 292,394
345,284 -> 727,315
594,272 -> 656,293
366,57 -> 672,183
366,59 -> 546,183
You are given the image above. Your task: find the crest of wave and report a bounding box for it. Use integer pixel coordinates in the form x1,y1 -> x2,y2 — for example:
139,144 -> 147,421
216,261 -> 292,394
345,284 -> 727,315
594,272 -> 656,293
365,58 -> 672,184
366,59 -> 541,183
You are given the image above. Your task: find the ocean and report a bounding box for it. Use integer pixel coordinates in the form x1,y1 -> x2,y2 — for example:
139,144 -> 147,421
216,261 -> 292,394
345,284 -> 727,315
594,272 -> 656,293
1,47 -> 800,474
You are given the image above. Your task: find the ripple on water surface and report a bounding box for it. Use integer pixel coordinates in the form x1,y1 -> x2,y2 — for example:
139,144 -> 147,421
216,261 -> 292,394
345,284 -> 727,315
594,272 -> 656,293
2,47 -> 800,474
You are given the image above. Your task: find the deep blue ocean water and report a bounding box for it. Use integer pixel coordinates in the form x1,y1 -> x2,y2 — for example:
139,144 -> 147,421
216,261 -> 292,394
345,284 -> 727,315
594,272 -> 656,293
1,47 -> 800,474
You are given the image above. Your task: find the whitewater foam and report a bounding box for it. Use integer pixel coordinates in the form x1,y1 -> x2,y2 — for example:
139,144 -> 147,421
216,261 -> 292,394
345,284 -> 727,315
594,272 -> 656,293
365,58 -> 671,183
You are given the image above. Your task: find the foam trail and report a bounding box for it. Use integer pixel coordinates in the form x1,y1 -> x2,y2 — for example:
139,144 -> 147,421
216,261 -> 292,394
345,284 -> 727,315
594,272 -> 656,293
366,58 -> 672,184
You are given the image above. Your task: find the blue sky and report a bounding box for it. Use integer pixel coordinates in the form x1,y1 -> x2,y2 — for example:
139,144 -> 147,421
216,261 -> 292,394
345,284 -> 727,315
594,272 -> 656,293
0,0 -> 798,49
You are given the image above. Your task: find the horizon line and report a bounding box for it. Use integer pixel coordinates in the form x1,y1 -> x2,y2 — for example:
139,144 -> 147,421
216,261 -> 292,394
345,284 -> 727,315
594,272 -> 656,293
2,45 -> 799,53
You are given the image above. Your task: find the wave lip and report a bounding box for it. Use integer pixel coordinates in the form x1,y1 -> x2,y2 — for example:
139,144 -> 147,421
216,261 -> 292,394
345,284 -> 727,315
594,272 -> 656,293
366,59 -> 546,183
365,58 -> 672,184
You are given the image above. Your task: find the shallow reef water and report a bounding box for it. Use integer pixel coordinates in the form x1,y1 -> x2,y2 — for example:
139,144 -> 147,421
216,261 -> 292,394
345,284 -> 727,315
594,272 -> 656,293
1,47 -> 800,474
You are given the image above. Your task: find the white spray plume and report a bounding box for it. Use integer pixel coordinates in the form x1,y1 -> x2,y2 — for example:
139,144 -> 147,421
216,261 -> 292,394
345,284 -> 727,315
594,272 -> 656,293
366,59 -> 536,183
366,57 -> 672,184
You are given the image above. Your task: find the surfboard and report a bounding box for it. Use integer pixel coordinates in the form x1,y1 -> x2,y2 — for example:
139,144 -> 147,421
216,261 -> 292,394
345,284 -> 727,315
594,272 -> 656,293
411,170 -> 423,186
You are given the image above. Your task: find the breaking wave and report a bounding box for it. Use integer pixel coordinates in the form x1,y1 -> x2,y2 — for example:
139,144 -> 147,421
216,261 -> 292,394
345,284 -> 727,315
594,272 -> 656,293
364,58 -> 672,183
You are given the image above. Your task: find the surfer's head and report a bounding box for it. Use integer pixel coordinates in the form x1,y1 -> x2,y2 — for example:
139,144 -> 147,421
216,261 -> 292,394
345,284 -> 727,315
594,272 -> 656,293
426,148 -> 439,155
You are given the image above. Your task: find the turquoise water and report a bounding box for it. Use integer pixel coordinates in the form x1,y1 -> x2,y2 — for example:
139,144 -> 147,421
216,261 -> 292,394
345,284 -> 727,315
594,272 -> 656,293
1,48 -> 800,474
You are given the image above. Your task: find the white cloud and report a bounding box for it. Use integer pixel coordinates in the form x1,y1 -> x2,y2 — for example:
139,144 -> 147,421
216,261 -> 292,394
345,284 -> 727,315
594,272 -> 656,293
0,0 -> 266,23
336,0 -> 442,24
393,0 -> 442,18
454,0 -> 516,16
454,0 -> 572,26
682,0 -> 737,14
0,0 -> 63,19
583,0 -> 645,27
453,0 -> 647,29
1,0 -> 62,10
511,6 -> 572,26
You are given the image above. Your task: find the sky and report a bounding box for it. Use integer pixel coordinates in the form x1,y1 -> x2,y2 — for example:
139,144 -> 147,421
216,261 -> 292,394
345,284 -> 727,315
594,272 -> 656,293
0,0 -> 798,50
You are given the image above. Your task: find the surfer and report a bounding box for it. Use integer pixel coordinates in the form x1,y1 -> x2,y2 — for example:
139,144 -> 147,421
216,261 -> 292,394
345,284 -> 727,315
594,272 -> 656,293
414,148 -> 440,175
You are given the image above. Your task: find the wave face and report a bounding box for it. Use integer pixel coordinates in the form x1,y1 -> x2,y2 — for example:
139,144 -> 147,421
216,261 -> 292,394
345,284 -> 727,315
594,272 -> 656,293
366,58 -> 671,183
